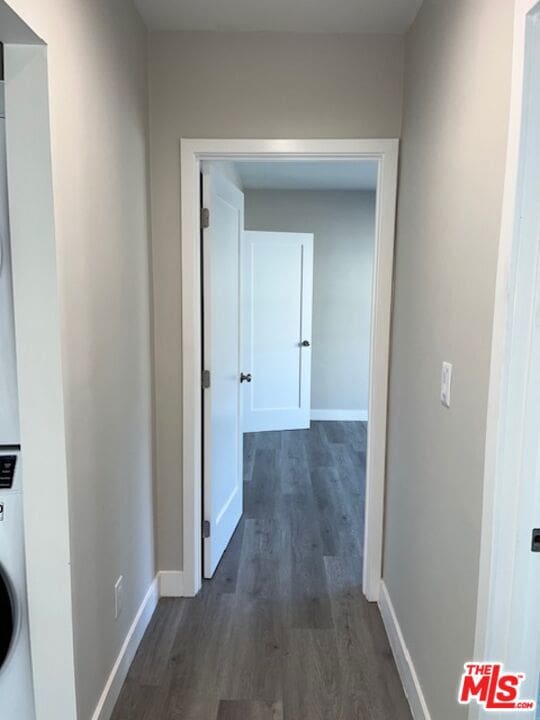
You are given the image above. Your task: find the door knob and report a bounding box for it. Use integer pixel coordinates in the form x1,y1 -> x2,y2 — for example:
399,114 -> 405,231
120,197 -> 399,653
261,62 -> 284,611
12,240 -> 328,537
301,340 -> 310,347
240,373 -> 252,383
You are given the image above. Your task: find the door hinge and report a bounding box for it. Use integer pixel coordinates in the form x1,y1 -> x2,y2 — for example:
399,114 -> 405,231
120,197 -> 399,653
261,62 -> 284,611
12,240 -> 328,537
200,207 -> 210,229
201,369 -> 211,389
202,520 -> 211,539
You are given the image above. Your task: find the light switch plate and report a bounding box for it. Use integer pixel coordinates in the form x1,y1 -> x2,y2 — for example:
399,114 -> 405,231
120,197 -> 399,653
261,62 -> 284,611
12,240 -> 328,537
441,362 -> 452,408
114,575 -> 124,619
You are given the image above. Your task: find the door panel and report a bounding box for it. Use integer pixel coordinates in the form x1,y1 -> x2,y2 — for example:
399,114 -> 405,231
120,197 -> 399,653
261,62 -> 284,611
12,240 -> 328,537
202,168 -> 244,578
481,16 -> 540,715
242,231 -> 313,432
505,17 -> 540,708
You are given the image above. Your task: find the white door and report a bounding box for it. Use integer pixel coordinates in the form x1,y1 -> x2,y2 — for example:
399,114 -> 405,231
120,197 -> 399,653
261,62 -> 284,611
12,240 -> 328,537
242,231 -> 314,432
202,167 -> 244,578
485,10 -> 540,715
505,11 -> 540,709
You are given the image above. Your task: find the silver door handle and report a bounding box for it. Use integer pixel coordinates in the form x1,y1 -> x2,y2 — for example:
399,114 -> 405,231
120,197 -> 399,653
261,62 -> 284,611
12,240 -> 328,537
240,373 -> 252,383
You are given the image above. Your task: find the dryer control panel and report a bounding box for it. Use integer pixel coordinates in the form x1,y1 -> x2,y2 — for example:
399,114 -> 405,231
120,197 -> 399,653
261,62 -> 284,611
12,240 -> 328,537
0,455 -> 16,488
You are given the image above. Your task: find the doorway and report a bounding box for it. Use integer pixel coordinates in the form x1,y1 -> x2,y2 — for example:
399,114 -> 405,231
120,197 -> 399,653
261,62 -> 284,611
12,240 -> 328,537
180,139 -> 399,601
201,159 -> 379,584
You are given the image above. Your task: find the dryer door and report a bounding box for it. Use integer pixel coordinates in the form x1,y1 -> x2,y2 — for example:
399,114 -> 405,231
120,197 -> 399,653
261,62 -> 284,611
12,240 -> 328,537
0,563 -> 15,673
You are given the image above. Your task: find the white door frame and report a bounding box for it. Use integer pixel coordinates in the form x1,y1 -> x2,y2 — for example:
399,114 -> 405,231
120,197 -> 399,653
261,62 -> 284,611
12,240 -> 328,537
180,138 -> 399,599
472,1 -> 540,716
4,43 -> 78,719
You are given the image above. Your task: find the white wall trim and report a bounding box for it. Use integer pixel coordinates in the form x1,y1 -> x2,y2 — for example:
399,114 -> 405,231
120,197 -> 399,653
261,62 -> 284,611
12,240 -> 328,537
378,582 -> 432,720
90,572 -> 186,720
472,3 -> 540,711
180,138 -> 399,600
311,409 -> 368,422
159,570 -> 185,597
91,577 -> 159,720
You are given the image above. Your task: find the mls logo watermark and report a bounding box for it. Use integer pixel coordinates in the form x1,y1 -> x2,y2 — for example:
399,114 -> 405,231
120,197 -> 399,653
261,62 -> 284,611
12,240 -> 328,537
459,663 -> 536,712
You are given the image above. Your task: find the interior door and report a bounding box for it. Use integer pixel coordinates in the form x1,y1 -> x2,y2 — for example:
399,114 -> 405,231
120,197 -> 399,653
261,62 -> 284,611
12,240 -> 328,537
202,167 -> 244,578
504,14 -> 540,710
242,231 -> 313,432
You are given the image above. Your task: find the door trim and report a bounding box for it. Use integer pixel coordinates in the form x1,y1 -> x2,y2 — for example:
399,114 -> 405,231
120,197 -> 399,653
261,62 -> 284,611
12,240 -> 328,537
472,2 -> 540,713
180,138 -> 399,598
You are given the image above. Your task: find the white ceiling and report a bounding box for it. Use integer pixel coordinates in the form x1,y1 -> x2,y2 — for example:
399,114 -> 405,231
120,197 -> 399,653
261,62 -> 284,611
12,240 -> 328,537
134,0 -> 423,34
234,161 -> 378,192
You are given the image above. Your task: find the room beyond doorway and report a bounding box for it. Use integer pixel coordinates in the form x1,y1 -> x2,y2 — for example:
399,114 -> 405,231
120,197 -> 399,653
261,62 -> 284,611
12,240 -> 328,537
226,159 -> 379,587
201,156 -> 377,587
242,171 -> 377,429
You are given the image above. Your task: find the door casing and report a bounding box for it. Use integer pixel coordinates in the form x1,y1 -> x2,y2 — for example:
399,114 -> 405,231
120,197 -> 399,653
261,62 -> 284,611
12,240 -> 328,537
180,138 -> 399,599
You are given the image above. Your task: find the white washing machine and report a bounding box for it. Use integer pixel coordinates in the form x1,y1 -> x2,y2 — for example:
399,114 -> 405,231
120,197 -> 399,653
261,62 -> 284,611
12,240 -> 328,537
0,456 -> 35,720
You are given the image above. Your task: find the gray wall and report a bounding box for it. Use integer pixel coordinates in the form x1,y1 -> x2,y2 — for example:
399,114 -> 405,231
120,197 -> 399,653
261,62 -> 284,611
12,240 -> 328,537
383,0 -> 514,718
4,2 -> 155,719
245,190 -> 375,416
148,30 -> 405,573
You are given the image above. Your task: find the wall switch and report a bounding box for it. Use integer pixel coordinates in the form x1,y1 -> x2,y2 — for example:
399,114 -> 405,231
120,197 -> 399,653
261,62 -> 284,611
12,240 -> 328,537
441,362 -> 452,408
114,576 -> 124,619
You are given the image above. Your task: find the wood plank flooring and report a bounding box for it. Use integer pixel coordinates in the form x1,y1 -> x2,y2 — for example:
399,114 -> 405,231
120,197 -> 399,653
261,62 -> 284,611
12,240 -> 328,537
111,422 -> 412,720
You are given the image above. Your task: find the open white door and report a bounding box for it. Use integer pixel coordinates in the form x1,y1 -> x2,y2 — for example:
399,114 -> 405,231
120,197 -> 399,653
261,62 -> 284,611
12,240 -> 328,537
242,231 -> 314,432
202,167 -> 244,578
503,10 -> 540,709
479,8 -> 540,714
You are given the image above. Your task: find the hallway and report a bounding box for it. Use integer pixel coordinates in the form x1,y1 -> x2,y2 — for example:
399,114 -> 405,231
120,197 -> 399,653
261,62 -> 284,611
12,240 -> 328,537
112,422 -> 411,719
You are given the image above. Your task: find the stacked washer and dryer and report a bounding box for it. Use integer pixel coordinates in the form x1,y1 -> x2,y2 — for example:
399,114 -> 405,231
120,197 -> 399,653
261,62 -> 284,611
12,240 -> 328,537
0,78 -> 36,719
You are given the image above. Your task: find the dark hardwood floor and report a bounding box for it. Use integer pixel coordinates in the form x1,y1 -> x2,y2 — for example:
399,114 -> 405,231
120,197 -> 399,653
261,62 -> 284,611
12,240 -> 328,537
111,422 -> 412,720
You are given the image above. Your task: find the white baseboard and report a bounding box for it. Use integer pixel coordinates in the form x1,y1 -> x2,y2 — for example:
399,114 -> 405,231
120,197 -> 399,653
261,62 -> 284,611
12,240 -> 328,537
159,570 -> 185,597
311,409 -> 368,422
378,581 -> 432,720
91,576 -> 159,720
